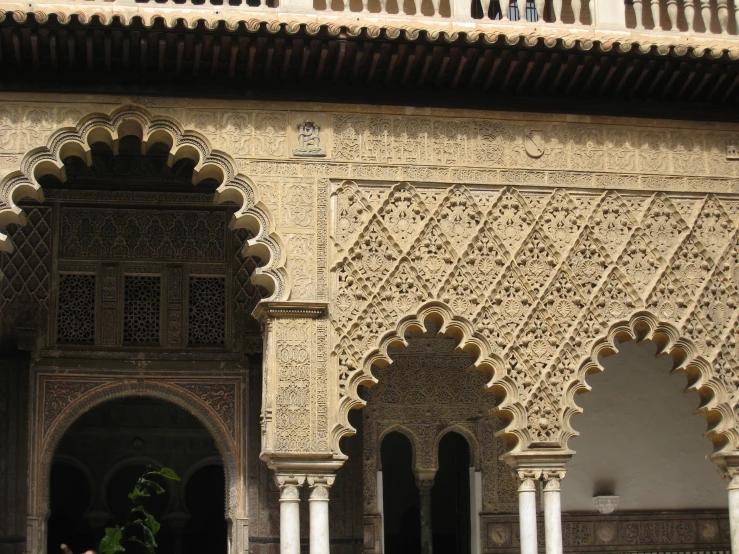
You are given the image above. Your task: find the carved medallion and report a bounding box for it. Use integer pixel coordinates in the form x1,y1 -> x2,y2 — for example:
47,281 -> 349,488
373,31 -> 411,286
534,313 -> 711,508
525,129 -> 545,158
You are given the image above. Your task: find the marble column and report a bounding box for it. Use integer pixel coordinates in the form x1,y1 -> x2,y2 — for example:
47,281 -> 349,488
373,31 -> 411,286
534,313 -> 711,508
542,471 -> 566,554
276,474 -> 305,554
417,477 -> 435,554
308,475 -> 334,554
518,470 -> 541,554
726,468 -> 739,554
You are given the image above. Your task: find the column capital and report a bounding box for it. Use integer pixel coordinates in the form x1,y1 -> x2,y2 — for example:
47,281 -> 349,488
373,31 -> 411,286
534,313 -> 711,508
542,469 -> 566,492
721,466 -> 739,490
274,473 -> 306,501
415,477 -> 436,495
517,469 -> 541,492
307,474 -> 335,501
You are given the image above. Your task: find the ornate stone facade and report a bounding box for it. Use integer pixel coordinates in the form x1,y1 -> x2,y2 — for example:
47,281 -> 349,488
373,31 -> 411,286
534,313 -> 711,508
0,97 -> 738,554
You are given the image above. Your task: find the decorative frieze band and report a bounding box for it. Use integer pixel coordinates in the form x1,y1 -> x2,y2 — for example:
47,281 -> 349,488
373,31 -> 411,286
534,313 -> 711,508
482,512 -> 729,553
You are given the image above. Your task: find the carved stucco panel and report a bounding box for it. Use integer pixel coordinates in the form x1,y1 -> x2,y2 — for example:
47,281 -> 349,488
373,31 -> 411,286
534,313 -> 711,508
331,181 -> 739,457
265,316 -> 329,455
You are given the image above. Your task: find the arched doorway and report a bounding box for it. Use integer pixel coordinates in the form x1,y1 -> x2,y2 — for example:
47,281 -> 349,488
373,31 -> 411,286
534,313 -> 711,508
432,432 -> 471,554
47,397 -> 228,554
381,431 -> 420,554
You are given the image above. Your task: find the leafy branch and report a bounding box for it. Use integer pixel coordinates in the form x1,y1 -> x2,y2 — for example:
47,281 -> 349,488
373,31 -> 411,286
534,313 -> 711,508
98,467 -> 181,554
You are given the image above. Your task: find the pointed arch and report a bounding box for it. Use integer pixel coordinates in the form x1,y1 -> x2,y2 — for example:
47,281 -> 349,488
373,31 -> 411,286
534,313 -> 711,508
0,104 -> 288,299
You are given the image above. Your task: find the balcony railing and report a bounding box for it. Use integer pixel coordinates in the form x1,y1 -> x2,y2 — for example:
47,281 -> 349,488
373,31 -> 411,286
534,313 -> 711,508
12,0 -> 739,40
627,0 -> 739,35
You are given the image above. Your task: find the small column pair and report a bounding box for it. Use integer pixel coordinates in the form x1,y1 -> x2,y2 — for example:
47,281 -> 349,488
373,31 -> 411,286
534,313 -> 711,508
518,469 -> 565,554
275,474 -> 334,554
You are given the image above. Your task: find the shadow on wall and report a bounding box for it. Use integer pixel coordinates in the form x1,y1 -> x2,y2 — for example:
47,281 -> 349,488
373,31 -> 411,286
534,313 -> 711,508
563,339 -> 727,512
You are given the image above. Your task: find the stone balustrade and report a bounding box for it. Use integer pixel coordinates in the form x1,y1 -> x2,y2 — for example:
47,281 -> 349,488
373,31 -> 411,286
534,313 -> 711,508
11,0 -> 739,43
627,0 -> 739,35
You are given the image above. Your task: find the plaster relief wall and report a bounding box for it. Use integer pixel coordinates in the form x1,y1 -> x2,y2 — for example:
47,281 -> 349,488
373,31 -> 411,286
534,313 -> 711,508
562,339 -> 726,512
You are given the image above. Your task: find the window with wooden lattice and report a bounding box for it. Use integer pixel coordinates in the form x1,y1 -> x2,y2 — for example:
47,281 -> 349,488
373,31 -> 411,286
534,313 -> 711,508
188,277 -> 226,346
123,275 -> 161,345
57,274 -> 96,344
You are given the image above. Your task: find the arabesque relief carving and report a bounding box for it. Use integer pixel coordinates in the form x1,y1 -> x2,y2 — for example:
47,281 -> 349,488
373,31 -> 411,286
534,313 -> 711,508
4,98 -> 739,466
331,182 -> 739,460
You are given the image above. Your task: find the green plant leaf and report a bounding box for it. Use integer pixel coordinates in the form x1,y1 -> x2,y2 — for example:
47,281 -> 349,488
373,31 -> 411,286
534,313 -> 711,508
156,467 -> 181,481
98,526 -> 125,554
127,536 -> 156,554
133,506 -> 161,535
131,519 -> 159,549
128,485 -> 151,501
139,479 -> 166,495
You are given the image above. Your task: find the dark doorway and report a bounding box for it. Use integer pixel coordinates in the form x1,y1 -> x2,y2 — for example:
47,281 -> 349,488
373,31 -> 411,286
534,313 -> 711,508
381,431 -> 421,554
183,464 -> 228,554
47,462 -> 95,554
48,397 -> 227,554
106,464 -> 173,554
432,432 -> 471,554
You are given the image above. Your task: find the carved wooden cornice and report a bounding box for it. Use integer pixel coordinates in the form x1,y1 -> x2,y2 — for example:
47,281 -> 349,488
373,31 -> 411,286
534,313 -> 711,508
2,10 -> 739,117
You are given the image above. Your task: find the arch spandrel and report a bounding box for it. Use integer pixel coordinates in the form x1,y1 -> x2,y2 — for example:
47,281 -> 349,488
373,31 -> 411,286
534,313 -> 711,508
0,104 -> 290,300
330,181 -> 739,462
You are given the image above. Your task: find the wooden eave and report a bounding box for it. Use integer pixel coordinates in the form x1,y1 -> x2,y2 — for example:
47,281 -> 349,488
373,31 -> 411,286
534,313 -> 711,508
2,12 -> 739,120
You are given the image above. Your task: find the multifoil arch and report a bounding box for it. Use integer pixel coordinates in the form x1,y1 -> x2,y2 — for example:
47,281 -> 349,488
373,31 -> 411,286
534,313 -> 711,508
0,104 -> 288,299
330,181 -> 739,459
565,311 -> 739,457
331,301 -> 508,455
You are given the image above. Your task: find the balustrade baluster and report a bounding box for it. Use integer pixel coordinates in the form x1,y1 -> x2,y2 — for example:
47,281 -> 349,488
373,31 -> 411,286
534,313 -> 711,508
718,0 -> 729,32
553,0 -> 563,22
633,0 -> 644,28
500,0 -> 510,20
535,0 -> 545,20
649,0 -> 661,29
699,0 -> 711,31
685,0 -> 695,30
735,1 -> 739,33
432,0 -> 441,16
572,0 -> 581,23
666,0 -> 678,29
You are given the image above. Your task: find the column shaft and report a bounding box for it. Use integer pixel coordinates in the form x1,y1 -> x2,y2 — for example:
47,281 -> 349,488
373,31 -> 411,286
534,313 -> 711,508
729,476 -> 739,554
542,472 -> 565,554
276,477 -> 304,554
518,475 -> 538,554
418,479 -> 434,554
308,476 -> 334,554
